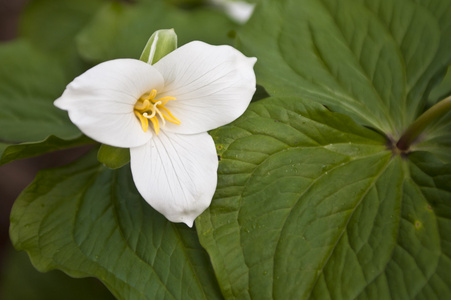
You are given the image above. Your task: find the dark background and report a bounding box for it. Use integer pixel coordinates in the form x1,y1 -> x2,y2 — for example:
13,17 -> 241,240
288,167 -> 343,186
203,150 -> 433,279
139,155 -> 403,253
0,0 -> 30,265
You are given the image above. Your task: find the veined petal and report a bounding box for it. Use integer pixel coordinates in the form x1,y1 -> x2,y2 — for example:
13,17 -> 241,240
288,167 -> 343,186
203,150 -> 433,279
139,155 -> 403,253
130,131 -> 218,227
153,41 -> 256,134
54,59 -> 164,148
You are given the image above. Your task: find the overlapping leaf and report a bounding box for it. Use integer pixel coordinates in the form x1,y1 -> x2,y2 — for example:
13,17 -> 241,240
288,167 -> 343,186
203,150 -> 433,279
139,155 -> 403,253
6,0 -> 451,299
197,96 -> 451,299
10,150 -> 222,300
0,0 -> 108,164
195,0 -> 451,298
237,0 -> 451,138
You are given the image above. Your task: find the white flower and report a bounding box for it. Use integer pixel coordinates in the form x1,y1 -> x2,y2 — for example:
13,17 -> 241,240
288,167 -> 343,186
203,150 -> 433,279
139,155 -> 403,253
54,41 -> 256,227
210,0 -> 255,24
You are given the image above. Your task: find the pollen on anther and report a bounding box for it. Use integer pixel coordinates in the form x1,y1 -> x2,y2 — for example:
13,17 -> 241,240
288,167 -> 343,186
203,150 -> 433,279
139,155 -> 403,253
133,89 -> 180,134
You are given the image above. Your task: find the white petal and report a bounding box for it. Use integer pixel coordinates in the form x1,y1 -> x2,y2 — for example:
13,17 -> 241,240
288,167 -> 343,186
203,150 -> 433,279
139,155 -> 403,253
153,41 -> 256,134
54,59 -> 165,148
223,1 -> 255,24
130,131 -> 218,226
211,0 -> 256,24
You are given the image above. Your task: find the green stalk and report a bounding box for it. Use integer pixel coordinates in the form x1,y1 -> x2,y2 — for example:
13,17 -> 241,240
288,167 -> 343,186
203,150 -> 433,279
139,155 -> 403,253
397,95 -> 451,151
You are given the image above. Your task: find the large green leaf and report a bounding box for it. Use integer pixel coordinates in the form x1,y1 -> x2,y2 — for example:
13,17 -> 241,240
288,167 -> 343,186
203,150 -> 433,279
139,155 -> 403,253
196,96 -> 451,299
237,0 -> 451,138
0,40 -> 80,143
0,40 -> 94,166
0,0 -> 110,165
76,1 -> 238,63
7,1 -> 451,299
9,150 -> 223,300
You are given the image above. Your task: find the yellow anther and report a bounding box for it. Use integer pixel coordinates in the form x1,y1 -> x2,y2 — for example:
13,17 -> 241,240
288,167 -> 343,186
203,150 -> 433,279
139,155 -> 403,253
134,111 -> 149,132
148,89 -> 157,99
134,99 -> 150,111
157,96 -> 176,105
159,106 -> 181,125
150,117 -> 159,135
133,89 -> 179,134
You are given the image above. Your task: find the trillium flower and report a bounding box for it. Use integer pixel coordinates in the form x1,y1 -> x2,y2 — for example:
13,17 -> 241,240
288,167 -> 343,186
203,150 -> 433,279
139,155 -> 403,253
54,41 -> 256,227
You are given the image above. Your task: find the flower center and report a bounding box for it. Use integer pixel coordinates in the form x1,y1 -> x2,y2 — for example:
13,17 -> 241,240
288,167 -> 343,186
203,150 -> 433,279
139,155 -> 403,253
133,89 -> 181,135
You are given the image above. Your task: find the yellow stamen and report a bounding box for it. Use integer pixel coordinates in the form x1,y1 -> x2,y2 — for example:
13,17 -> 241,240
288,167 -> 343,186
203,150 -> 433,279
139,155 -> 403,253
150,117 -> 159,135
159,106 -> 181,125
157,96 -> 176,105
141,89 -> 157,102
133,89 -> 179,134
134,111 -> 149,132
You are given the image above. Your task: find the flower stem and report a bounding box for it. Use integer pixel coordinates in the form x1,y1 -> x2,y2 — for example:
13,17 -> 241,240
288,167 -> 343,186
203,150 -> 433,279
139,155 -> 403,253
397,95 -> 451,151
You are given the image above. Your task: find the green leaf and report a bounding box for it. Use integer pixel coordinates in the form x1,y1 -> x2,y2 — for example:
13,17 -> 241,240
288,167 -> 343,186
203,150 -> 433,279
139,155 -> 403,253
196,96 -> 451,299
10,150 -> 223,300
0,0 -> 107,165
238,0 -> 451,138
0,246 -> 114,300
97,144 -> 130,169
0,135 -> 93,166
0,40 -> 80,143
76,1 -> 238,63
19,0 -> 106,79
20,0 -> 105,54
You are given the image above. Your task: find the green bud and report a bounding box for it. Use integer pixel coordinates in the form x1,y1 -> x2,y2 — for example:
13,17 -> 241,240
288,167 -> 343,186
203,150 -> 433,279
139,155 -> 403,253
139,29 -> 178,65
97,144 -> 130,169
